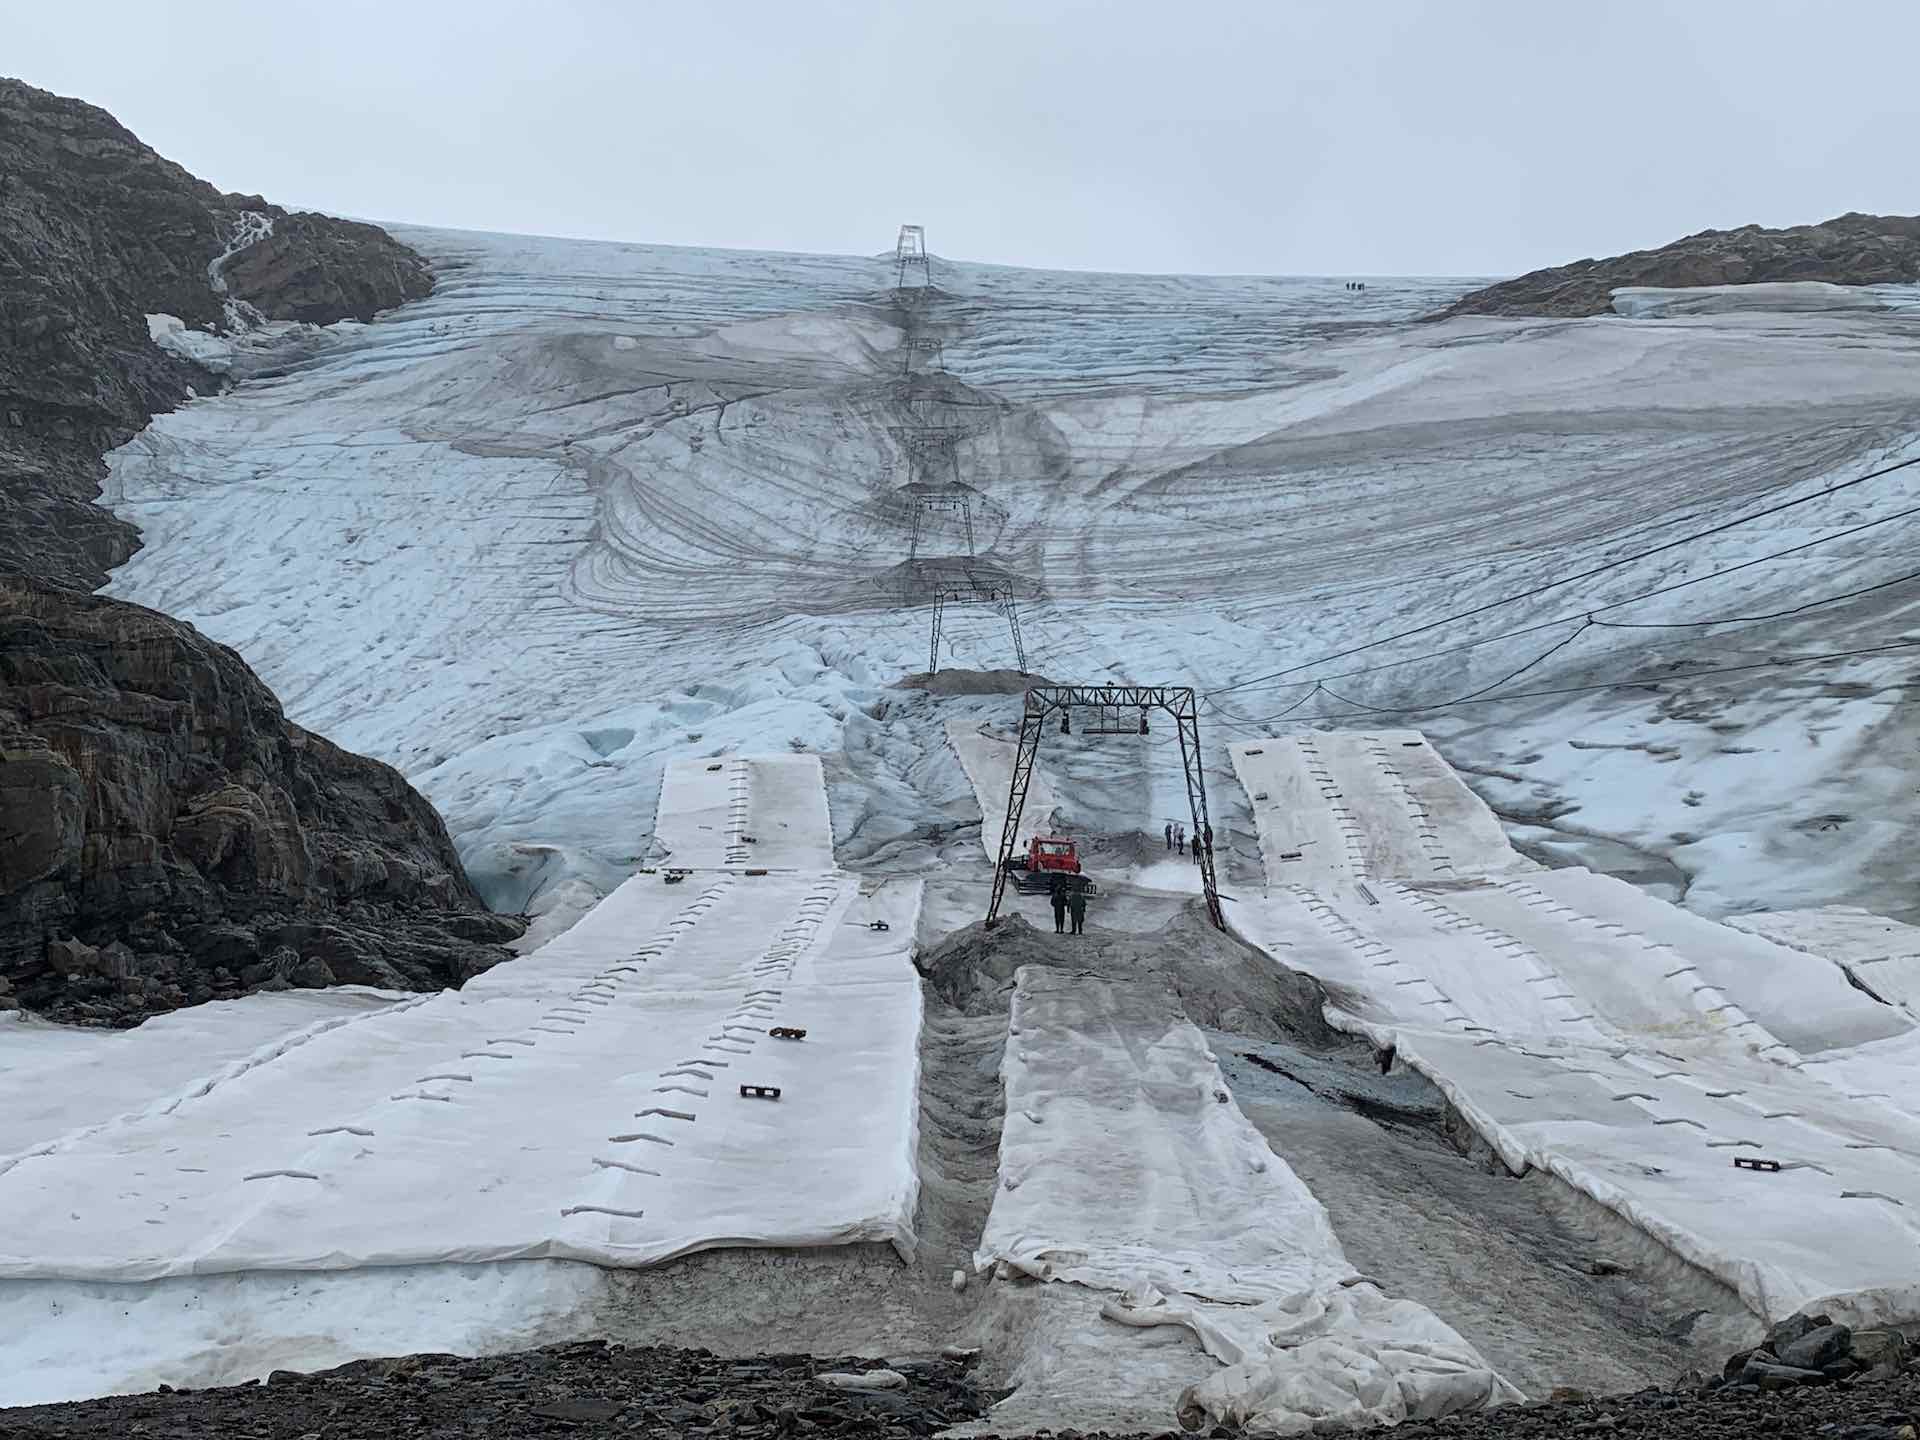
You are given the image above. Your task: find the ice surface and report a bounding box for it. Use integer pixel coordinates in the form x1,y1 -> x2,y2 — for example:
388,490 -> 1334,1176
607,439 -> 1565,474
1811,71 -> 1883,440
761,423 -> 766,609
1611,281 -> 1920,318
97,223 -> 1920,932
975,967 -> 1518,1434
1228,733 -> 1920,1329
65,220 -> 1920,1411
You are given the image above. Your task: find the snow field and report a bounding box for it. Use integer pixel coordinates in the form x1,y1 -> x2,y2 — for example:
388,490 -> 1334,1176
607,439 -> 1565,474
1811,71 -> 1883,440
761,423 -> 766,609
1227,733 -> 1920,1328
100,223 -> 1920,936
975,968 -> 1519,1433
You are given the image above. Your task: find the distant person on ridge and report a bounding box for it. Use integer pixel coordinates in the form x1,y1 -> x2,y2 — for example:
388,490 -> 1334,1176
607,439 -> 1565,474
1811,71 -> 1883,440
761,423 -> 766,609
1165,821 -> 1173,851
1050,879 -> 1068,935
1067,885 -> 1087,936
1174,821 -> 1186,852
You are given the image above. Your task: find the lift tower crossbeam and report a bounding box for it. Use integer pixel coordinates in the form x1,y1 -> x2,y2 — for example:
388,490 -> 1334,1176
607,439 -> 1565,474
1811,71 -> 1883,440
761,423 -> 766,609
984,685 -> 1224,932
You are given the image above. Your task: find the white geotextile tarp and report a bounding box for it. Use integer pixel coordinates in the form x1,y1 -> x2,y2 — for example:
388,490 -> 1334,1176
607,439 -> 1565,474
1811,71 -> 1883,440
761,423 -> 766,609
946,718 -> 1062,864
1726,906 -> 1920,1016
0,990 -> 400,1165
0,868 -> 922,1281
1226,734 -> 1920,1327
653,753 -> 837,871
976,968 -> 1519,1433
1229,734 -> 1531,891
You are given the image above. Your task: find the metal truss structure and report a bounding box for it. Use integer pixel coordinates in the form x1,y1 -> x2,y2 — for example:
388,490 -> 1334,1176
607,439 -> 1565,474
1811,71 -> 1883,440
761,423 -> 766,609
925,574 -> 1027,677
984,686 -> 1223,931
894,224 -> 930,291
885,224 -> 1027,677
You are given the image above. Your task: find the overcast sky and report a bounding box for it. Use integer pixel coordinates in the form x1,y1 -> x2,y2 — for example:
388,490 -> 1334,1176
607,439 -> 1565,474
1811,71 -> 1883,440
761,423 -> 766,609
11,1 -> 1916,277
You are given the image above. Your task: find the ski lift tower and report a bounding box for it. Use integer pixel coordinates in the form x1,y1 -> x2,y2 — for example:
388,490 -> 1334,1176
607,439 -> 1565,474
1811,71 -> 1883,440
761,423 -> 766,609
984,685 -> 1224,932
922,570 -> 1027,677
895,224 -> 931,292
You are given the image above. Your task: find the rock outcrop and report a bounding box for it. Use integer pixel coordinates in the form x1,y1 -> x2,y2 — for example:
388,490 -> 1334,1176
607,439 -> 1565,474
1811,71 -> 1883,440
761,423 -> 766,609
0,78 -> 518,1024
1,579 -> 521,1023
1439,212 -> 1920,319
0,75 -> 431,590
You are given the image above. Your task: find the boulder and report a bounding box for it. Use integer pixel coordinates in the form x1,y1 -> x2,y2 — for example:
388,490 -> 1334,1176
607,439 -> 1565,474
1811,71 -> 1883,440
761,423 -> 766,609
1767,1312 -> 1831,1351
1778,1323 -> 1853,1372
1739,1358 -> 1828,1391
288,953 -> 336,989
1852,1330 -> 1909,1371
184,921 -> 260,969
45,935 -> 101,977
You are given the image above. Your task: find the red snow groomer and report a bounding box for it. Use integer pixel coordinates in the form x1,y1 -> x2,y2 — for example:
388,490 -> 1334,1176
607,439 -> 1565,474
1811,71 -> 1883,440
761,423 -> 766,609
1004,835 -> 1095,895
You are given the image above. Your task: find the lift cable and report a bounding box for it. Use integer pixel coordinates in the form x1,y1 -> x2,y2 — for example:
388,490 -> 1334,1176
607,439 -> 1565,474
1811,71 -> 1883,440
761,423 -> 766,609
1203,450 -> 1920,701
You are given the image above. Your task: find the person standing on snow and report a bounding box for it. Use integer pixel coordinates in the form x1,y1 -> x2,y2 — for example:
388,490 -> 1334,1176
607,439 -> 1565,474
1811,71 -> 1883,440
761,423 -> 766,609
1164,821 -> 1173,851
1067,885 -> 1087,936
1174,821 -> 1185,852
1050,879 -> 1068,935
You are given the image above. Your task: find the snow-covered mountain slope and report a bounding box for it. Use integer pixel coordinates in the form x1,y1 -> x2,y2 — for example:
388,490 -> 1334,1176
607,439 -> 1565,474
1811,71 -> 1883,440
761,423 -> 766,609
99,227 -> 1920,931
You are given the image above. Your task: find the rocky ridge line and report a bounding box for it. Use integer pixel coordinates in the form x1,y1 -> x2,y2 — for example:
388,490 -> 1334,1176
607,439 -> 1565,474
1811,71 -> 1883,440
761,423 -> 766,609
0,74 -> 432,590
1438,212 -> 1920,319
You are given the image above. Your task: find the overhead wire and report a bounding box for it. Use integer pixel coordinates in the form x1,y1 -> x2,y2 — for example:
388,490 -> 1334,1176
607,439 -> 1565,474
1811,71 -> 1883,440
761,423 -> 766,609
1202,469 -> 1920,725
1204,564 -> 1920,730
1203,449 -> 1920,700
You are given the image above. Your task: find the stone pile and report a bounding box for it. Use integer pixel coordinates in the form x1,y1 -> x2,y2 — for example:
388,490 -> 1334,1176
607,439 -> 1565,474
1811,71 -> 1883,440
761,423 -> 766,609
1713,1313 -> 1912,1394
0,1340 -> 989,1440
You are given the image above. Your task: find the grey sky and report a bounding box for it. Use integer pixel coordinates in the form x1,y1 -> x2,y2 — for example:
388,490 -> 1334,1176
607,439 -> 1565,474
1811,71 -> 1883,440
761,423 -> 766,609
12,0 -> 1917,277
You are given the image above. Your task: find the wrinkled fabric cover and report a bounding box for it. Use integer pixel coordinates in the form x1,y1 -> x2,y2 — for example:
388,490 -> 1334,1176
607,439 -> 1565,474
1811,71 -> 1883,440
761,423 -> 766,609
1105,1281 -> 1519,1435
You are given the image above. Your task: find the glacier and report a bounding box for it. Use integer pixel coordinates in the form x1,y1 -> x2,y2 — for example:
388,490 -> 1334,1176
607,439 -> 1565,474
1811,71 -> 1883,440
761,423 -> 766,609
12,222 -> 1919,1421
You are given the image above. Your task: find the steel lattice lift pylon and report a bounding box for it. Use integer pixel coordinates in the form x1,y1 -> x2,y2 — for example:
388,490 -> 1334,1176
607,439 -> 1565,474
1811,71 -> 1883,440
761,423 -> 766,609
985,686 -> 1224,932
895,224 -> 930,291
884,222 -> 1026,679
925,574 -> 1027,677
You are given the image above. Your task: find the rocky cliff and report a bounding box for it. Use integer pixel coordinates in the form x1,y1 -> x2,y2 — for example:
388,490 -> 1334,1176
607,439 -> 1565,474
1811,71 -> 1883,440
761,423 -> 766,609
0,76 -> 431,590
1,580 -> 522,1022
0,78 -> 518,1023
1439,212 -> 1920,319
